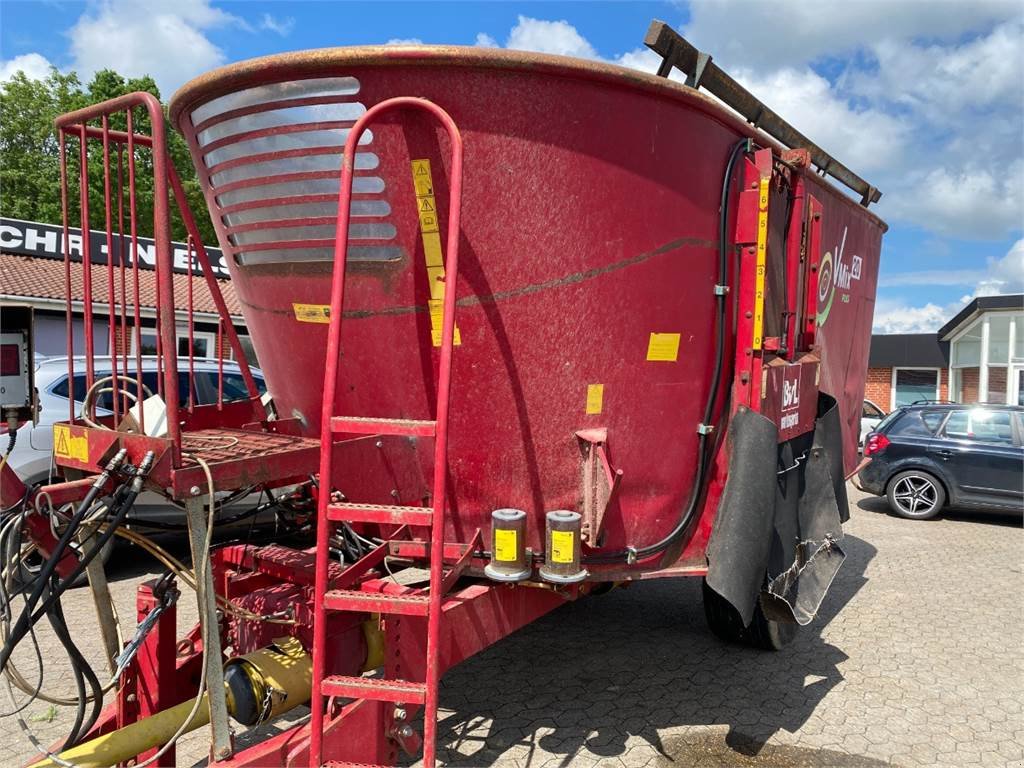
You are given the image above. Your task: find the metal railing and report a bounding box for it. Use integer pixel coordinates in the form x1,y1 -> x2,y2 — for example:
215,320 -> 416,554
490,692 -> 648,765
55,92 -> 264,463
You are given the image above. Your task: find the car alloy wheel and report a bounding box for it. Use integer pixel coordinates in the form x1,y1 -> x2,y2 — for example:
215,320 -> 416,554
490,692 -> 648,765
890,473 -> 940,518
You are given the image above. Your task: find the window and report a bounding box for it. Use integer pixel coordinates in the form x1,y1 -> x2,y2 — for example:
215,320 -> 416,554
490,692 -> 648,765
229,335 -> 260,368
51,372 -> 193,411
133,328 -> 217,360
863,401 -> 885,419
892,368 -> 940,409
193,371 -> 266,405
920,411 -> 946,433
178,335 -> 211,359
942,409 -> 1015,445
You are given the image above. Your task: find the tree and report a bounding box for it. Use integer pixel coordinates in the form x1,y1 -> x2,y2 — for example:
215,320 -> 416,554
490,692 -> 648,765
0,66 -> 216,246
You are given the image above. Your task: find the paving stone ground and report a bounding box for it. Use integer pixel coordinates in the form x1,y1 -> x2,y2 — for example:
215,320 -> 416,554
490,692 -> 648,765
2,484 -> 1021,767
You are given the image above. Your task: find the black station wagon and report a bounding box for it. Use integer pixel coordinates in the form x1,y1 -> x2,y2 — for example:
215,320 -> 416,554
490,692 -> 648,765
857,403 -> 1024,519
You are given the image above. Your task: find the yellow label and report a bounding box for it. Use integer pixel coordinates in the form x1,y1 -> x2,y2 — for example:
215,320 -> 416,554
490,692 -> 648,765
426,266 -> 446,300
422,236 -> 444,268
586,383 -> 604,415
53,424 -> 88,462
753,176 -> 769,350
646,333 -> 681,362
411,158 -> 460,347
292,303 -> 331,324
494,528 -> 518,561
428,299 -> 462,346
550,529 -> 575,564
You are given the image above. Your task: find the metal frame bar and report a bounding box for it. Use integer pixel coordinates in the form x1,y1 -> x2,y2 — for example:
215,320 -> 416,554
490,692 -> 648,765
645,20 -> 882,206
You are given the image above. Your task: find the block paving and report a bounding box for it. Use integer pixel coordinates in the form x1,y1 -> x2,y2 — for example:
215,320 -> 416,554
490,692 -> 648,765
2,484 -> 1020,767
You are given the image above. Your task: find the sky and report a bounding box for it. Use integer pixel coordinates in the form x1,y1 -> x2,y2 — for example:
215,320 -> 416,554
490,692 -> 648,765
1,0 -> 1021,333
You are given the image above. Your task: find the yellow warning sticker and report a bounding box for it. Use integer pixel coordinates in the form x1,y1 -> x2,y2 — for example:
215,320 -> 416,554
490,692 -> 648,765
586,384 -> 604,415
411,158 -> 460,347
646,333 -> 681,362
753,176 -> 769,350
292,303 -> 331,324
53,424 -> 88,463
411,159 -> 434,196
550,530 -> 575,564
494,528 -> 518,562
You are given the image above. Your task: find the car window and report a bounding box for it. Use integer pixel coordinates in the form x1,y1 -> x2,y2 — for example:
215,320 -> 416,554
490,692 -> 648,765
51,371 -> 193,410
875,409 -> 903,433
942,409 -> 1016,445
920,410 -> 946,433
887,410 -> 940,437
193,371 -> 266,405
863,401 -> 884,419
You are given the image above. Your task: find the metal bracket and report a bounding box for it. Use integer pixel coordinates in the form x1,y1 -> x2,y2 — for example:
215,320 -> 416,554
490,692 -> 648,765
697,423 -> 715,435
439,528 -> 482,595
685,51 -> 713,89
575,428 -> 623,546
713,284 -> 730,296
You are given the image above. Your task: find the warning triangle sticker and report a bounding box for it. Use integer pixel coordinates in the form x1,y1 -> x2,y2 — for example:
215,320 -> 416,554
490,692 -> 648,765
419,198 -> 435,212
55,429 -> 69,456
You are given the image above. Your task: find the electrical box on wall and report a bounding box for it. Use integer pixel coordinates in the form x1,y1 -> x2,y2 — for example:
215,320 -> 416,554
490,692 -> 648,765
0,304 -> 35,425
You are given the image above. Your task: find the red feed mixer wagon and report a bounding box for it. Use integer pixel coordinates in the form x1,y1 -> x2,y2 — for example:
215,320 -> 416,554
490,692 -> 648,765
0,20 -> 884,768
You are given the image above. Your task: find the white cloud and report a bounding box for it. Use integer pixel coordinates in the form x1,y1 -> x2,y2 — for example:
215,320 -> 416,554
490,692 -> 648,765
68,0 -> 242,96
732,66 -> 910,175
481,10 -> 1024,244
874,239 -> 1023,332
259,13 -> 294,37
872,298 -> 952,334
844,20 -> 1023,118
681,7 -> 1024,241
880,269 -> 989,289
885,161 -> 1024,240
384,38 -> 424,46
682,0 -> 1020,70
504,15 -> 598,59
0,53 -> 54,83
975,238 -> 1024,296
474,33 -> 498,48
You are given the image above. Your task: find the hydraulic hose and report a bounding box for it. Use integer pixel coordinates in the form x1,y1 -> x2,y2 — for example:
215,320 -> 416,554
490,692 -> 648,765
0,448 -> 128,674
586,137 -> 752,565
27,451 -> 155,627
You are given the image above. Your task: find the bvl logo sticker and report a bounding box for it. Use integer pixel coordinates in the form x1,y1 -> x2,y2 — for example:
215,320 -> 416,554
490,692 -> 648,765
780,368 -> 801,430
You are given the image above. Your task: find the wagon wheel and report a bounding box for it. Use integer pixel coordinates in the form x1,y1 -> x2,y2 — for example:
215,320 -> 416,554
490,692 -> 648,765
702,578 -> 796,651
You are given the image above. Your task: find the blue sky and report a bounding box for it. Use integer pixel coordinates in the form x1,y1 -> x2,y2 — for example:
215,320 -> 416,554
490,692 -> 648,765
2,0 -> 1022,333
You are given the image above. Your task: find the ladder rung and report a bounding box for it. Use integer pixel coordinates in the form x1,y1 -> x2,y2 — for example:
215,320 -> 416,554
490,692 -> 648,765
324,589 -> 430,616
321,675 -> 426,704
331,416 -> 436,437
327,502 -> 433,527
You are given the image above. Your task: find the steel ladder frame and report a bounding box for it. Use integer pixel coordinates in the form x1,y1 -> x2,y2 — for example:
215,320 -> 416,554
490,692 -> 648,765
310,97 -> 464,768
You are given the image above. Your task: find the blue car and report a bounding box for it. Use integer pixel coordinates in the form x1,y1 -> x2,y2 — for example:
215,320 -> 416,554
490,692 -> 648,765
858,403 -> 1024,520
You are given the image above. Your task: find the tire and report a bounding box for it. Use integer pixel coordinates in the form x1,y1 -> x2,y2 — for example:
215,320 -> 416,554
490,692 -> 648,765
702,578 -> 797,651
886,469 -> 945,520
3,527 -> 114,589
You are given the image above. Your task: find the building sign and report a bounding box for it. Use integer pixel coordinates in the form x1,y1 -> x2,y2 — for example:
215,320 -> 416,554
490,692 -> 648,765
0,217 -> 229,278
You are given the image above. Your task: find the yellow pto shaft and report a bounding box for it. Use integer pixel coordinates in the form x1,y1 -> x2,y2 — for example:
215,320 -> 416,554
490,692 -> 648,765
29,638 -> 312,768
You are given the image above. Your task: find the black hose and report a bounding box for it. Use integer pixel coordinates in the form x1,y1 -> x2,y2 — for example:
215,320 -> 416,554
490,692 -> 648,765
27,452 -> 155,627
586,138 -> 751,565
0,449 -> 127,674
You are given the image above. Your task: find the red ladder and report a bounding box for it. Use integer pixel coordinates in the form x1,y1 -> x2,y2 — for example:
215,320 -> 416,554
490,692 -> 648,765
309,98 -> 464,768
